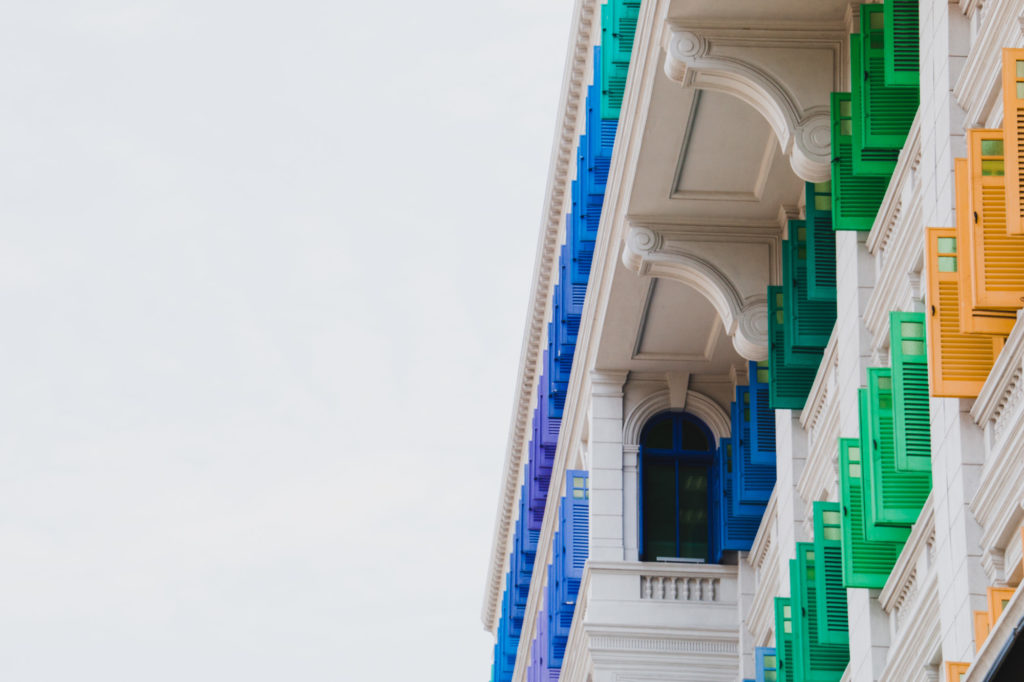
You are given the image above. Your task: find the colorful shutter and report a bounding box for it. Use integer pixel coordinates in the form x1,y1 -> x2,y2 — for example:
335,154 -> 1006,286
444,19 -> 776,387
813,502 -> 849,646
965,130 -> 1024,317
547,544 -> 568,666
853,5 -> 917,150
944,662 -> 970,681
790,544 -> 850,681
734,385 -> 775,509
805,182 -> 837,301
925,227 -> 1002,397
768,286 -> 819,409
756,647 -> 779,682
748,361 -> 777,466
783,220 -> 837,358
889,311 -> 932,472
839,437 -> 906,589
1003,48 -> 1024,235
562,470 -> 589,601
974,608 -> 991,652
884,0 -> 919,87
774,597 -> 795,682
599,0 -> 640,120
863,368 -> 931,529
830,93 -> 890,231
715,436 -> 762,559
987,586 -> 1017,628
849,30 -> 900,176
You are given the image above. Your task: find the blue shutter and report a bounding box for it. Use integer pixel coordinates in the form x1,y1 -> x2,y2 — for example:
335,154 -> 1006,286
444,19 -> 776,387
734,384 -> 776,509
748,361 -> 777,466
548,472 -> 589,668
756,647 -> 778,682
715,436 -> 763,559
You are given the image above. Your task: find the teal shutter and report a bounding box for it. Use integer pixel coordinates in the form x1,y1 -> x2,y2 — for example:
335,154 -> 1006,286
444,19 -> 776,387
884,0 -> 920,87
813,502 -> 849,646
889,311 -> 932,472
849,34 -> 900,176
600,0 -> 641,120
805,182 -> 837,302
830,93 -> 889,231
863,369 -> 931,529
790,544 -> 850,681
838,437 -> 906,589
774,597 -> 795,682
853,5 -> 918,151
783,221 -> 837,363
767,286 -> 819,410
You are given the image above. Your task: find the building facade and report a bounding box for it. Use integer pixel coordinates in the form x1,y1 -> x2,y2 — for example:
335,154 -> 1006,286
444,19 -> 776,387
483,1 -> 1024,680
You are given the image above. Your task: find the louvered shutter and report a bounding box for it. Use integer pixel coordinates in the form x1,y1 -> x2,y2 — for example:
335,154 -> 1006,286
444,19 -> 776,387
854,5 -> 917,151
813,502 -> 849,646
734,384 -> 775,509
925,227 -> 1001,397
884,0 -> 919,87
756,647 -> 779,682
768,286 -> 819,409
562,470 -> 589,603
774,597 -> 795,682
889,311 -> 932,472
1003,49 -> 1024,235
838,437 -> 905,588
987,586 -> 1017,628
748,361 -> 776,466
831,93 -> 890,230
547,542 -> 567,666
864,368 -> 931,529
784,220 -> 837,358
975,609 -> 991,653
849,30 -> 900,176
715,436 -> 762,558
965,130 -> 1024,317
945,662 -> 970,681
600,0 -> 640,120
805,182 -> 837,301
855,391 -> 914,543
791,544 -> 850,681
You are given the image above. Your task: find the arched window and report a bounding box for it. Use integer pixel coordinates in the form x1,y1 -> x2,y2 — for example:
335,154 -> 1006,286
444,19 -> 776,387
639,412 -> 716,563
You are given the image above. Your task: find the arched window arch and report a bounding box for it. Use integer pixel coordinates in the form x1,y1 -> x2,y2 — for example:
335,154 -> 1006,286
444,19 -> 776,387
638,411 -> 716,563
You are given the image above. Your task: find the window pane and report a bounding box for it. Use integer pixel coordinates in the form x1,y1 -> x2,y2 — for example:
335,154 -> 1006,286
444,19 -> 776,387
937,237 -> 956,254
840,100 -> 851,118
902,339 -> 926,355
681,420 -> 709,451
981,139 -> 1004,156
982,159 -> 1005,176
901,321 -> 924,338
938,255 -> 957,273
642,457 -> 676,559
840,119 -> 853,136
677,465 -> 708,560
1017,60 -> 1024,78
643,419 -> 673,449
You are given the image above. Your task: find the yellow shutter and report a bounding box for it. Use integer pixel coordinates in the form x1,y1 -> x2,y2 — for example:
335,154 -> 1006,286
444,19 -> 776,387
987,586 -> 1017,628
945,661 -> 970,681
974,610 -> 990,652
926,227 -> 1001,397
1003,48 -> 1024,235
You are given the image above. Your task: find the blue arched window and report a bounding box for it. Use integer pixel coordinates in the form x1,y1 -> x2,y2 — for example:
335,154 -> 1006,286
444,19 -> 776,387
639,412 -> 716,563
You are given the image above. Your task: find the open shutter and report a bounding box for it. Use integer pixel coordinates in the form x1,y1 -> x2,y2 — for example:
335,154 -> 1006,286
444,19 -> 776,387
864,368 -> 931,528
791,543 -> 850,681
562,470 -> 590,602
830,93 -> 890,230
768,286 -> 819,409
547,535 -> 568,666
805,181 -> 837,301
783,220 -> 837,358
849,28 -> 900,176
774,597 -> 795,682
756,647 -> 778,682
734,385 -> 775,508
925,227 -> 1002,397
1003,49 -> 1024,235
889,311 -> 932,472
715,436 -> 762,557
813,502 -> 849,646
748,361 -> 777,466
965,130 -> 1024,317
839,437 -> 906,588
945,662 -> 970,681
884,0 -> 919,87
599,0 -> 640,120
853,5 -> 917,151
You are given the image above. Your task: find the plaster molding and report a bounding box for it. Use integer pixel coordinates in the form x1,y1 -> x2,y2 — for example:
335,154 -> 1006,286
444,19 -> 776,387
623,225 -> 769,360
622,388 -> 731,447
663,26 -> 845,182
954,0 -> 1024,129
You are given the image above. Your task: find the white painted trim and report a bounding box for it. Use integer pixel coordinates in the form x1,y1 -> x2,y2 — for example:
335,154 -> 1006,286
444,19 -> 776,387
621,387 -> 732,447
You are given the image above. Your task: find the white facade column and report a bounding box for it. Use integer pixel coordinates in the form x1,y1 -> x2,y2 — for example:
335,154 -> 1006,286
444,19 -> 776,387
738,553 -> 756,680
773,410 -> 807,595
589,371 -> 628,562
622,444 -> 639,562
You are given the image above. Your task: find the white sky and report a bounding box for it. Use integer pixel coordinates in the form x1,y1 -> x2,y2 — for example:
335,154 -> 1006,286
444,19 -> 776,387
0,1 -> 573,679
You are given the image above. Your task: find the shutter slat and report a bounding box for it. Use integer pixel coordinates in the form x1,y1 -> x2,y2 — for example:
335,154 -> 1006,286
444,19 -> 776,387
805,181 -> 838,301
890,311 -> 933,473
831,93 -> 890,230
748,361 -> 777,466
813,502 -> 849,646
783,220 -> 837,359
884,0 -> 920,87
767,286 -> 819,409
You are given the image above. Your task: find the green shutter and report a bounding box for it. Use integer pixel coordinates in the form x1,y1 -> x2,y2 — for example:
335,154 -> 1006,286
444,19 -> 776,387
849,35 -> 900,176
775,597 -> 795,682
813,502 -> 849,646
838,437 -> 906,588
790,544 -> 850,681
889,311 -> 932,472
783,223 -> 837,365
853,5 -> 918,150
805,182 -> 837,302
863,368 -> 931,530
600,0 -> 641,120
768,286 -> 820,410
884,0 -> 919,87
830,93 -> 890,231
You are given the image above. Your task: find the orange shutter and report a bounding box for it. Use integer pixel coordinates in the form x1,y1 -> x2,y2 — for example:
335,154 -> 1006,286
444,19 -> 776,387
974,610 -> 991,652
1003,48 -> 1024,235
987,586 -> 1017,628
945,661 -> 970,681
926,227 -> 1001,397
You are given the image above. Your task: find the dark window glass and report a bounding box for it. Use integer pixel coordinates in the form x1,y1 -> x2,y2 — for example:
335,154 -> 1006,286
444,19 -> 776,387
642,457 -> 676,559
677,465 -> 708,559
642,419 -> 673,449
681,420 -> 708,450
